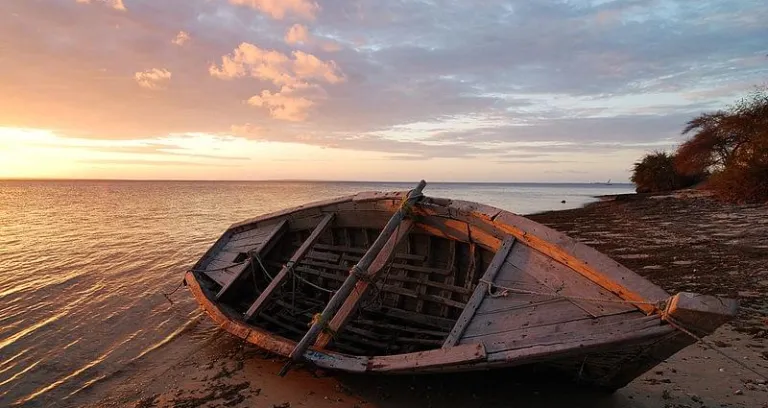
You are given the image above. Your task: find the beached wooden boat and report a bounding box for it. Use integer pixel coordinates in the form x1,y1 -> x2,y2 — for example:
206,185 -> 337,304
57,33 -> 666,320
184,181 -> 737,389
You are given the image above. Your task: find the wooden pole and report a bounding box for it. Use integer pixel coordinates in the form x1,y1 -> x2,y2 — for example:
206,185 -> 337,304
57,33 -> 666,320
279,180 -> 427,376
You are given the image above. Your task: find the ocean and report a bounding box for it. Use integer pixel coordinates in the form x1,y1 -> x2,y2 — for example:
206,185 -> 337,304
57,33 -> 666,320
0,180 -> 634,406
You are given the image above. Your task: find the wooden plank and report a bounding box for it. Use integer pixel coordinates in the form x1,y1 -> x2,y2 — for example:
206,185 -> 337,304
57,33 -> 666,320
313,243 -> 426,261
216,220 -> 288,300
461,298 -> 591,339
485,321 -> 673,365
379,283 -> 467,309
229,196 -> 352,230
476,270 -> 559,314
442,236 -> 516,348
284,181 -> 426,375
205,264 -> 244,287
663,292 -> 738,335
228,226 -> 273,242
368,343 -> 486,372
492,211 -> 669,313
415,217 -> 470,243
471,312 -> 658,354
414,235 -> 432,313
439,240 -> 457,317
185,270 -> 370,374
303,350 -> 369,373
314,220 -> 414,348
365,307 -> 456,330
506,244 -> 636,317
244,213 -> 335,320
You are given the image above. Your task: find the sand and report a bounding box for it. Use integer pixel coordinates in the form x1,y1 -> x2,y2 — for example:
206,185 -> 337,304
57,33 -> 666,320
74,192 -> 768,408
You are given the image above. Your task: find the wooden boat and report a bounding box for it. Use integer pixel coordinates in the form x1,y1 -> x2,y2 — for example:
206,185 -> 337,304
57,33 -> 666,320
184,181 -> 737,389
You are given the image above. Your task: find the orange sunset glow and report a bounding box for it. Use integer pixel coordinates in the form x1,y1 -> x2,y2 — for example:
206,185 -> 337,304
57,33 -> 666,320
1,0 -> 765,181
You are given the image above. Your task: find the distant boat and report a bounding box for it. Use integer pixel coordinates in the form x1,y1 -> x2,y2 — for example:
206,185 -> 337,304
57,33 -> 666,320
185,181 -> 736,389
606,179 -> 612,185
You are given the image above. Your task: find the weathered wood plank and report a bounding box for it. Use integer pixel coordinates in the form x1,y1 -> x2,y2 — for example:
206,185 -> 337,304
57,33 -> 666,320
442,236 -> 516,348
439,240 -> 457,317
462,298 -> 591,339
313,243 -> 426,261
315,220 -> 414,348
469,312 -> 657,354
476,269 -> 558,314
365,307 -> 456,330
506,244 -> 636,317
187,270 -> 373,374
663,292 -> 738,335
485,321 -> 673,365
492,211 -> 669,313
284,181 -> 426,374
216,219 -> 289,300
368,343 -> 486,372
205,265 -> 244,287
244,213 -> 335,320
229,195 -> 352,230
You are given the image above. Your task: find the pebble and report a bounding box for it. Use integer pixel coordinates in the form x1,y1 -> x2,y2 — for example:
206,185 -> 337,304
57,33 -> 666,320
734,389 -> 744,395
689,393 -> 702,403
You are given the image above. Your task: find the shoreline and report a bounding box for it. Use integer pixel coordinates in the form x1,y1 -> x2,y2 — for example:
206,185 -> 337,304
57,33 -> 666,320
74,192 -> 767,408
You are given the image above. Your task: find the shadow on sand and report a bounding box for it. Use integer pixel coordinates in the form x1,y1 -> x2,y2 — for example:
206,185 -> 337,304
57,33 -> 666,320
335,366 -> 640,408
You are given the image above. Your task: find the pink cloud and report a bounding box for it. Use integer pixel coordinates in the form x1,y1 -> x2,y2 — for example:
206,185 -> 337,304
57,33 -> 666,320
247,86 -> 315,122
75,0 -> 126,11
228,0 -> 319,20
284,24 -> 342,52
172,31 -> 190,46
134,68 -> 172,90
210,43 -> 343,121
285,24 -> 309,44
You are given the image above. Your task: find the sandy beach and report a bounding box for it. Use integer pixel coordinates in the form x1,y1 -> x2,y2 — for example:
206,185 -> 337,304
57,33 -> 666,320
74,192 -> 768,408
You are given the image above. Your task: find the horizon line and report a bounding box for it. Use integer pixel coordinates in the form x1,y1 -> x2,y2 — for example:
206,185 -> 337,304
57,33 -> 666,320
0,177 -> 632,184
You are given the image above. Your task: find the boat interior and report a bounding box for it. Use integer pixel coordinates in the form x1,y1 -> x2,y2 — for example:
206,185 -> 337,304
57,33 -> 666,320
201,220 -> 495,356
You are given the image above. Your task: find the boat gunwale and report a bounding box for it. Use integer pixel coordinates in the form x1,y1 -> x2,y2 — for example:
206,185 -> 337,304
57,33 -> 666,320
222,190 -> 670,309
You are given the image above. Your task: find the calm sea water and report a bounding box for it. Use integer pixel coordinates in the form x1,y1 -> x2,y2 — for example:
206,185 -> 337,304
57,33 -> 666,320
0,180 -> 633,406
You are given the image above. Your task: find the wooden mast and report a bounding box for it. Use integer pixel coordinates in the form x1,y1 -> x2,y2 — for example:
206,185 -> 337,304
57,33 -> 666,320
279,180 -> 427,376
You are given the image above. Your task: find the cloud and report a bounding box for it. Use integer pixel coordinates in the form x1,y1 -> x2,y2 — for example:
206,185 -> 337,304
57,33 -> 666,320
209,43 -> 343,85
284,24 -> 342,51
172,31 -> 190,46
285,24 -> 309,44
228,0 -> 319,20
211,43 -> 343,120
75,0 -> 125,11
1,0 -> 766,179
134,68 -> 172,90
247,86 -> 315,122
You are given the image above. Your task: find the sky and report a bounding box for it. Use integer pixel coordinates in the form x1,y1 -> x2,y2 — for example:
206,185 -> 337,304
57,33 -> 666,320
0,0 -> 765,182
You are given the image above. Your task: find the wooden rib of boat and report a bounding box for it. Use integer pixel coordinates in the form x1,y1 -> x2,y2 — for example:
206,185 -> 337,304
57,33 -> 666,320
184,182 -> 737,389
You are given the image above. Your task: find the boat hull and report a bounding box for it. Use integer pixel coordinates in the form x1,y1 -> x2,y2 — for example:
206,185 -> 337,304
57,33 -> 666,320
185,191 -> 737,388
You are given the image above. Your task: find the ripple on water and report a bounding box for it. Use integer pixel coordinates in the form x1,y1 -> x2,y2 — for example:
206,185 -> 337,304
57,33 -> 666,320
0,180 -> 636,405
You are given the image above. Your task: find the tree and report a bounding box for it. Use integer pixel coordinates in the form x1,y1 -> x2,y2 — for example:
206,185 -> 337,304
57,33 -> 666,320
631,151 -> 701,193
674,88 -> 768,203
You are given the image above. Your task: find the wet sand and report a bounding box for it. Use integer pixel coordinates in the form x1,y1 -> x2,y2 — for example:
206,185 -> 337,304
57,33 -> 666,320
75,191 -> 768,408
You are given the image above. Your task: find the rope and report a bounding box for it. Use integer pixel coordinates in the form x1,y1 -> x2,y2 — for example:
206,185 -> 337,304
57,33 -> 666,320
479,279 -> 663,307
160,280 -> 185,305
665,316 -> 768,381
